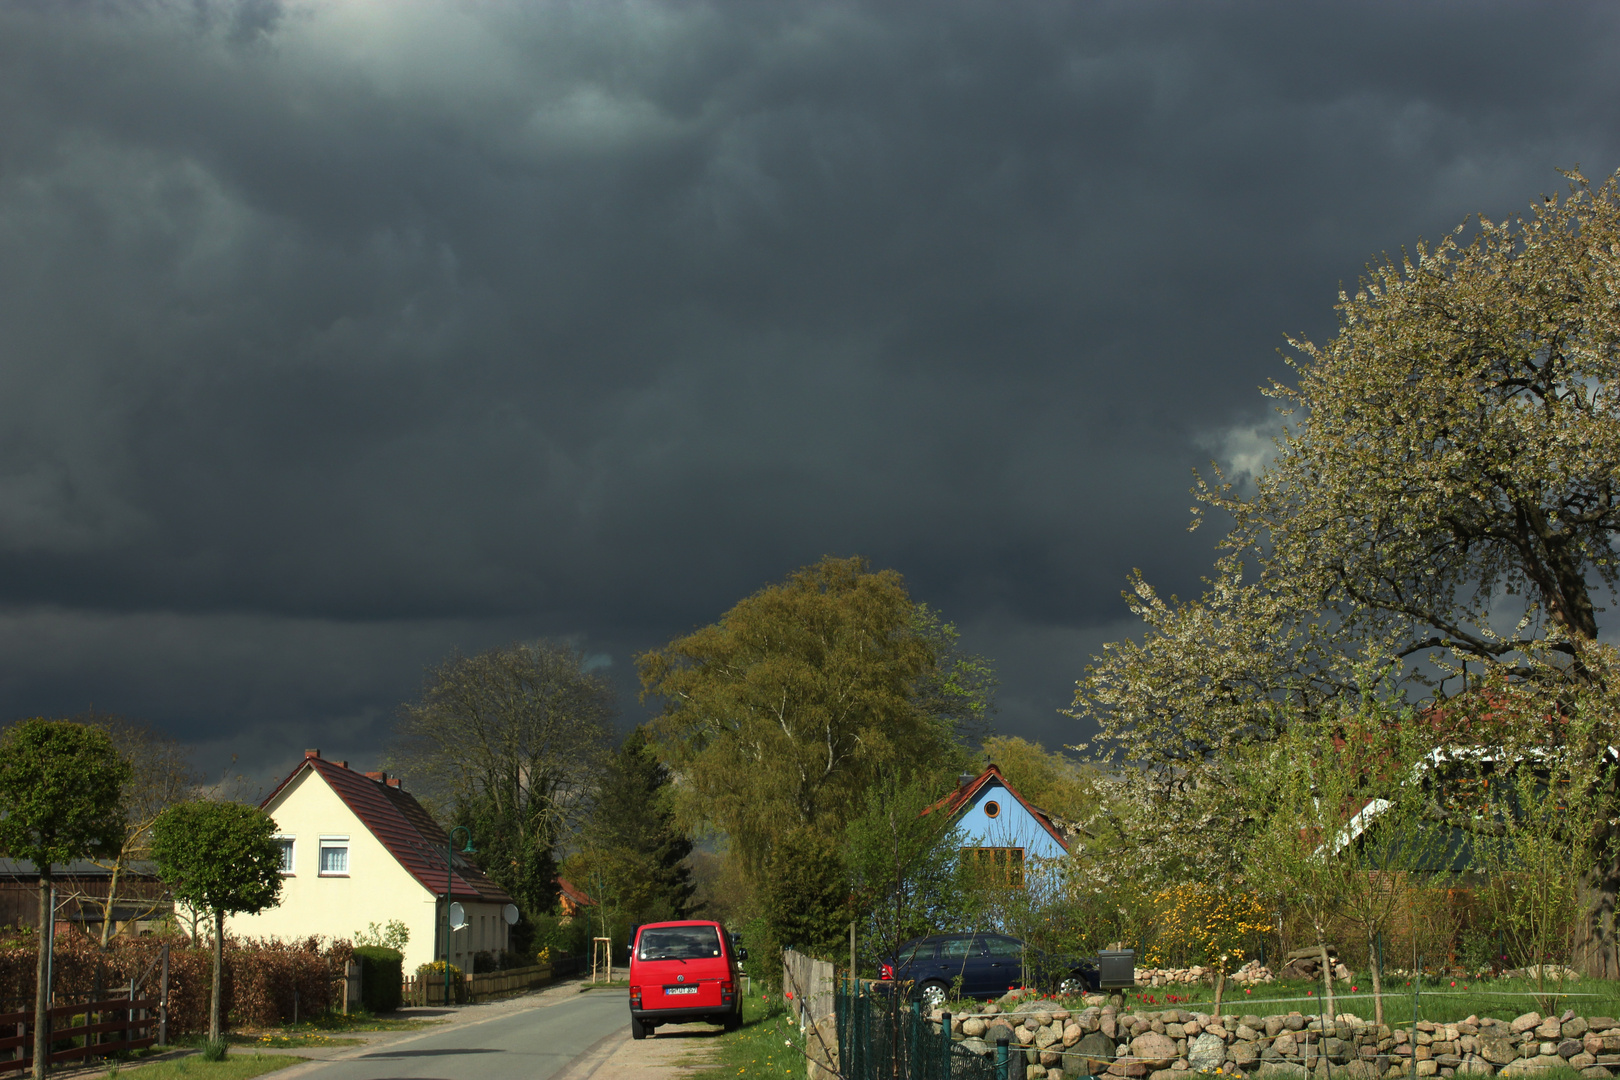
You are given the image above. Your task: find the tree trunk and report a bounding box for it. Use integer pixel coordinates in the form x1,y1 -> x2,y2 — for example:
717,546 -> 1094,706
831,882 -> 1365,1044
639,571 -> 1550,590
1367,924 -> 1383,1027
1212,970 -> 1226,1018
1575,856 -> 1619,978
1316,934 -> 1336,1020
32,873 -> 50,1080
99,863 -> 122,950
209,908 -> 224,1043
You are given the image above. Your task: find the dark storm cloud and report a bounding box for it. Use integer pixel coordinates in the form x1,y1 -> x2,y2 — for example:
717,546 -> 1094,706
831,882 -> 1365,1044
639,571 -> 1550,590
1,0 -> 1618,769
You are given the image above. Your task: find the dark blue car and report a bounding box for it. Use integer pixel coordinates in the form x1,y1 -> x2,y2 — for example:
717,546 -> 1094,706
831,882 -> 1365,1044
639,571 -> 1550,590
879,932 -> 1100,1009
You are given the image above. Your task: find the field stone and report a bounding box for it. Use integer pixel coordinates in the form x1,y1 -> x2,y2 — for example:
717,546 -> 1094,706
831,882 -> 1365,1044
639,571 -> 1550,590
1267,1017 -> 1287,1038
1132,1032 -> 1178,1067
963,1018 -> 987,1038
1232,1041 -> 1261,1066
1026,1017 -> 1044,1033
988,1022 -> 1017,1046
1537,1019 -> 1563,1040
1569,1021 -> 1592,1040
1189,1033 -> 1227,1071
1064,1023 -> 1083,1047
1037,1025 -> 1061,1050
1512,1015 -> 1542,1035
1583,1069 -> 1614,1079
961,1037 -> 988,1056
1042,1048 -> 1063,1068
1479,1036 -> 1520,1065
1238,1025 -> 1262,1042
1074,1033 -> 1115,1064
1573,1053 -> 1599,1068
1417,1062 -> 1438,1077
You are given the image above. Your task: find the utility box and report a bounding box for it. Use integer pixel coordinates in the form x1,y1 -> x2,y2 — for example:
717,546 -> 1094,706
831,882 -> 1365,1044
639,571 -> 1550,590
1097,949 -> 1136,990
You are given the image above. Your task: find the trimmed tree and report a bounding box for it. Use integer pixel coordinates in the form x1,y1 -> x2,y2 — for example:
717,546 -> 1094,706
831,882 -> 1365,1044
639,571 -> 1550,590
0,719 -> 129,1080
150,801 -> 284,1041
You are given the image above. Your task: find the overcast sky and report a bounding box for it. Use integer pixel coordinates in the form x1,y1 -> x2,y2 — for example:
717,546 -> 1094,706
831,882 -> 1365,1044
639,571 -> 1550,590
3,0 -> 1618,789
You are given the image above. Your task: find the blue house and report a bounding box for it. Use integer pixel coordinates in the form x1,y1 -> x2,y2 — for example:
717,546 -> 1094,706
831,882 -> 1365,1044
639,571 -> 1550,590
923,764 -> 1070,886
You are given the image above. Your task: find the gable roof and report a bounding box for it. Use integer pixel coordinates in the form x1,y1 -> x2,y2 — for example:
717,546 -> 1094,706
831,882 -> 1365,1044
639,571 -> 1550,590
260,751 -> 514,906
922,763 -> 1070,852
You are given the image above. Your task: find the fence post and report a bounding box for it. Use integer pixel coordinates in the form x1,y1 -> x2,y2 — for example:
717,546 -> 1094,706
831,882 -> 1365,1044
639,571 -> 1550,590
158,944 -> 169,1047
128,979 -> 137,1052
996,1033 -> 1009,1080
940,1011 -> 951,1080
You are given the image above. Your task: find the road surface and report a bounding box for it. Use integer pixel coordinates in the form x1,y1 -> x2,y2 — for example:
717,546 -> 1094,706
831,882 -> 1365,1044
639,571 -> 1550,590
295,990 -> 632,1080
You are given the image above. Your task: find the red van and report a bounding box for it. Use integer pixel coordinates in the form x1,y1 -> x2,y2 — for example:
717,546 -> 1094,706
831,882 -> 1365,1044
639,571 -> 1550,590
628,920 -> 746,1038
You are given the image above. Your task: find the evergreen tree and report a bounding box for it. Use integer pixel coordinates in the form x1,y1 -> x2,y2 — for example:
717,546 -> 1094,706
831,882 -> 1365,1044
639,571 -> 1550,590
570,726 -> 695,922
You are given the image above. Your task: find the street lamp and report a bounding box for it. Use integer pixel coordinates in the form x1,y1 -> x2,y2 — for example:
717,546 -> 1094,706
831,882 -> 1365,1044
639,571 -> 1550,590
445,826 -> 476,1006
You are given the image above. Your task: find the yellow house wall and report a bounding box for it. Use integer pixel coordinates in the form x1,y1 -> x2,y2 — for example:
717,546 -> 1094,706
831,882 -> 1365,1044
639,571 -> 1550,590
226,768 -> 513,974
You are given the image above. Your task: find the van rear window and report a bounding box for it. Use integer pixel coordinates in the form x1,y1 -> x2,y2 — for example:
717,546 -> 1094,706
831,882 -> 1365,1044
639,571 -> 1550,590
638,926 -> 722,960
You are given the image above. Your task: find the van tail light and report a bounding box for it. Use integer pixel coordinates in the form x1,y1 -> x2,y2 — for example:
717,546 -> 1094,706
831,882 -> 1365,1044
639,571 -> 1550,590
630,985 -> 641,1006
880,964 -> 894,980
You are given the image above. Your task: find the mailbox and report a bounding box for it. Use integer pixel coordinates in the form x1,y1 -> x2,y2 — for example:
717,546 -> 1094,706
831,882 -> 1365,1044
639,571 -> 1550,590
1097,948 -> 1136,990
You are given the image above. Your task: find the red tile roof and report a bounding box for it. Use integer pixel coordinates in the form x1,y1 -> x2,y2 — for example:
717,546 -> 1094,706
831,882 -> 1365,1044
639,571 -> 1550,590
921,763 -> 1070,851
260,754 -> 515,905
556,877 -> 594,913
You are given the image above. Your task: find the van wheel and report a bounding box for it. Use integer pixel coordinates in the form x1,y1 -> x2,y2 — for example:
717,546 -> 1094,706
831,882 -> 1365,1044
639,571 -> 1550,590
724,1009 -> 742,1032
630,1017 -> 648,1040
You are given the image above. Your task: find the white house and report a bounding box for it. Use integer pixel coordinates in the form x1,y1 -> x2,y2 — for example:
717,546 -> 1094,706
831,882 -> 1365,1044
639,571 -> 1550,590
924,764 -> 1070,886
226,750 -> 516,974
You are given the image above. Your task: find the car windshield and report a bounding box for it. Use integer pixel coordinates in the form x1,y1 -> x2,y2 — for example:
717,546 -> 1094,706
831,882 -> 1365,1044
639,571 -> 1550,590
638,926 -> 722,960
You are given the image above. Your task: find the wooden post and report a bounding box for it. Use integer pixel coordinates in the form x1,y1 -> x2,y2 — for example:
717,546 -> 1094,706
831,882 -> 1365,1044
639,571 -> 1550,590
849,921 -> 856,985
158,945 -> 169,1047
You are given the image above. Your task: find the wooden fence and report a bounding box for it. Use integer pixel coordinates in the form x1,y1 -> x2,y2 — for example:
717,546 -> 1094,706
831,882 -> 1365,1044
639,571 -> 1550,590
400,963 -> 558,1005
0,994 -> 156,1074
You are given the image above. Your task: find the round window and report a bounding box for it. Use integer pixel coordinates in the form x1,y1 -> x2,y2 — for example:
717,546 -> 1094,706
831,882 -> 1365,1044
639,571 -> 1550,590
983,800 -> 1001,818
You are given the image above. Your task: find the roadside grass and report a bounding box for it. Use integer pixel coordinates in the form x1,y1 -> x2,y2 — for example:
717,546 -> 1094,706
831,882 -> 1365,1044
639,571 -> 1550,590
101,1053 -> 303,1080
687,995 -> 807,1080
578,979 -> 630,992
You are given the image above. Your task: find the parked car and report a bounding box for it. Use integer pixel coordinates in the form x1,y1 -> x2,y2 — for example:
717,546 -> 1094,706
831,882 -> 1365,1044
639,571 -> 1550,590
628,920 -> 748,1039
878,932 -> 1099,1009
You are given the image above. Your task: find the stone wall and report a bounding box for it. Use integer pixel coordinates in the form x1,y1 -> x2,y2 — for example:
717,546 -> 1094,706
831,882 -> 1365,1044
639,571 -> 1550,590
935,1002 -> 1620,1080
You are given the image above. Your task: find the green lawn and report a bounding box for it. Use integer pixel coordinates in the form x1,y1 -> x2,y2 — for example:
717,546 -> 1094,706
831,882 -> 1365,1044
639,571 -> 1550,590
108,1053 -> 303,1080
1106,976 -> 1620,1025
687,996 -> 809,1080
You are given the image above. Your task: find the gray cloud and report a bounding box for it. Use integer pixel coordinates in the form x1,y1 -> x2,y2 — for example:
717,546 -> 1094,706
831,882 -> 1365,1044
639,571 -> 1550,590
1,0 -> 1618,774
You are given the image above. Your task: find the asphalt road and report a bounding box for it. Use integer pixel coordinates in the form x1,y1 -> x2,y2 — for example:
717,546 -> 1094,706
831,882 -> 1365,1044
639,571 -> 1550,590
300,991 -> 630,1080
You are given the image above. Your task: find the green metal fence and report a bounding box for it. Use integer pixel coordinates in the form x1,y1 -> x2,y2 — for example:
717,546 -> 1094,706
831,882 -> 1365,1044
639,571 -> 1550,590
836,978 -> 1004,1080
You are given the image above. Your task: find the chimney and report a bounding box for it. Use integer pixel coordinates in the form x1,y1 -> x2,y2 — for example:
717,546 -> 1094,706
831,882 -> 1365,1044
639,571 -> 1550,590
305,749 -> 320,759
386,777 -> 401,788
335,761 -> 348,770
365,771 -> 387,783
958,772 -> 973,789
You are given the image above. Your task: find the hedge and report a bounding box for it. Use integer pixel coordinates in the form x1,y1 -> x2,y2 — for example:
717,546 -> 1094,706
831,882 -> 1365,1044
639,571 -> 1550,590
351,946 -> 403,1013
0,930 -> 352,1035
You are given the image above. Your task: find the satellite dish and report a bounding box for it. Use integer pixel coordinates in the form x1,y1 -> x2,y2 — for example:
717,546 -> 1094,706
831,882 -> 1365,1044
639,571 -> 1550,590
503,903 -> 519,926
448,901 -> 467,930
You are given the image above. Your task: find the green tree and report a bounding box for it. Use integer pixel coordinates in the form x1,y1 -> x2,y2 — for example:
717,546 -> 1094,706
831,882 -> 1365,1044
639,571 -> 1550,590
0,719 -> 129,1080
981,736 -> 1100,824
760,825 -> 851,965
639,556 -> 980,886
566,726 -> 694,923
150,801 -> 284,1042
1073,169 -> 1620,971
387,640 -> 614,924
845,779 -> 975,980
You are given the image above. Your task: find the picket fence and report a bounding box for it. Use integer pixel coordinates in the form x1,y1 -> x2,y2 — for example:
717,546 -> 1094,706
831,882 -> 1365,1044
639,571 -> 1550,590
399,961 -> 575,1005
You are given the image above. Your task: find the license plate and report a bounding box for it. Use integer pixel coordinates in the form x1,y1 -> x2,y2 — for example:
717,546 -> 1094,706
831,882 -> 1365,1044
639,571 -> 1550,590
665,986 -> 698,995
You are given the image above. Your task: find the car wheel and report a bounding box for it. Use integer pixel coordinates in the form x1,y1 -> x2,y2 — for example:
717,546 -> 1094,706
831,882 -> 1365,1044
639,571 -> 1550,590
917,980 -> 948,1012
630,1016 -> 648,1040
1058,977 -> 1083,997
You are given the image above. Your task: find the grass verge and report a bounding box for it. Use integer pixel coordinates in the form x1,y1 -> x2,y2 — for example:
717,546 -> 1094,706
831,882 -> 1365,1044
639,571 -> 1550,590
686,995 -> 815,1080
109,1054 -> 304,1080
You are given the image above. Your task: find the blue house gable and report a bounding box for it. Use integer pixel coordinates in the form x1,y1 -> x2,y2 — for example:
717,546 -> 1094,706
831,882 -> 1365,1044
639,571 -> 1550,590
924,765 -> 1069,884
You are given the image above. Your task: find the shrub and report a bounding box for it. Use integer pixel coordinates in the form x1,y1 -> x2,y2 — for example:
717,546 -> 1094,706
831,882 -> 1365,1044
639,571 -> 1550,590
415,960 -> 467,1004
201,1039 -> 228,1062
351,946 -> 404,1013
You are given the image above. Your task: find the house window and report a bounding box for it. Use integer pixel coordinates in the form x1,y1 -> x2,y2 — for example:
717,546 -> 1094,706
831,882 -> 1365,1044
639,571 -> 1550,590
319,836 -> 349,876
275,837 -> 295,875
983,800 -> 1001,818
967,846 -> 1025,887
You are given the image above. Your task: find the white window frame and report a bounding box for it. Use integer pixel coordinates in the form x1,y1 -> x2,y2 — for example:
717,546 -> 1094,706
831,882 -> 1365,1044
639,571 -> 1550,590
318,835 -> 350,877
274,835 -> 296,876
